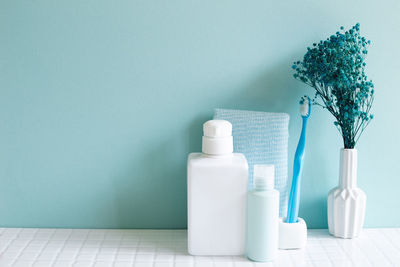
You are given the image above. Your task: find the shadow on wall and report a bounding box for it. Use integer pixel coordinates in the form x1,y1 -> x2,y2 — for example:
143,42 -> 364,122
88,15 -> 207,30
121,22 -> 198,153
111,59 -> 329,228
221,60 -> 300,112
112,115 -> 208,229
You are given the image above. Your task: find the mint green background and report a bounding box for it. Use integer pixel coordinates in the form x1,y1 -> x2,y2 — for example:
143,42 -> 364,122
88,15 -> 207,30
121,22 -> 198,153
1,0 -> 399,228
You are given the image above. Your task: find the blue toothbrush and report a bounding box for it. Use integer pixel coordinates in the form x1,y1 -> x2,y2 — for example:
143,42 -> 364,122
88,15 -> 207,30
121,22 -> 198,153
286,96 -> 311,223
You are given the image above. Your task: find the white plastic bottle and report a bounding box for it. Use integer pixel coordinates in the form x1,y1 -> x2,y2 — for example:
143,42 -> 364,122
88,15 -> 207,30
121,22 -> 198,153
187,120 -> 248,255
246,165 -> 279,262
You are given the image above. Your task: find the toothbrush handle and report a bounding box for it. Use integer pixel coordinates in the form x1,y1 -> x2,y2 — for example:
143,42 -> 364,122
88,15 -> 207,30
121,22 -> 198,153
287,117 -> 307,223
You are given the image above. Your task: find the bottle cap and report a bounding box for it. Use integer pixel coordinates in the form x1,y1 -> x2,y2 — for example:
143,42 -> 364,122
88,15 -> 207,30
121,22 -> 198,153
202,120 -> 233,155
253,164 -> 275,190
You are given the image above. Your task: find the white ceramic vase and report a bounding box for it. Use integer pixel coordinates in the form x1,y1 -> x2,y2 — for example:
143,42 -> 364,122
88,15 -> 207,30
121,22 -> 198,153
327,148 -> 366,238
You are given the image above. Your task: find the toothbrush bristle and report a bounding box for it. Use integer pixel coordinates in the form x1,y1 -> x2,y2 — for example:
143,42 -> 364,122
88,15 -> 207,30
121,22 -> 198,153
299,96 -> 309,117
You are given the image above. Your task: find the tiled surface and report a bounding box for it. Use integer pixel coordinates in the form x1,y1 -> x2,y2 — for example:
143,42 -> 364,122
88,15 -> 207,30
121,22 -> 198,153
0,228 -> 399,267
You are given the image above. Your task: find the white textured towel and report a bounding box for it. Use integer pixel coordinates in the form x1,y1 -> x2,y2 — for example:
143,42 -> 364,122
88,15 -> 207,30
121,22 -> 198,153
214,108 -> 290,217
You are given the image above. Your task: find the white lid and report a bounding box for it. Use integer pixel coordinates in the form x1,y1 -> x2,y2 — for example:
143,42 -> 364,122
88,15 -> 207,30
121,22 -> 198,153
202,120 -> 233,155
253,164 -> 275,190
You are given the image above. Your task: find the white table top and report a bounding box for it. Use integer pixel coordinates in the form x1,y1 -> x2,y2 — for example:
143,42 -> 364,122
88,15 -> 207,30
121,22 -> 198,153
0,228 -> 399,267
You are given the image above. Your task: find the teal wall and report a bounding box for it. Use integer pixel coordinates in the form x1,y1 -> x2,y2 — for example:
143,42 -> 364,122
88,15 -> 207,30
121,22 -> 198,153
1,0 -> 399,229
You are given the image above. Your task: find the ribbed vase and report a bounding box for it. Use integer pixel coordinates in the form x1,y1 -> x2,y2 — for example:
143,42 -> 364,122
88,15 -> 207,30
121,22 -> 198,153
327,149 -> 366,238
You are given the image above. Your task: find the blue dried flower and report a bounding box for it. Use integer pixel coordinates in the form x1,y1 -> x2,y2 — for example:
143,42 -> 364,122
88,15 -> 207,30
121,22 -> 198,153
291,23 -> 374,149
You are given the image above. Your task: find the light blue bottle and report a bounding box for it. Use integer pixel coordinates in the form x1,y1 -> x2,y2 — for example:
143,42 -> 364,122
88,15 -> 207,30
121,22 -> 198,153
246,165 -> 279,262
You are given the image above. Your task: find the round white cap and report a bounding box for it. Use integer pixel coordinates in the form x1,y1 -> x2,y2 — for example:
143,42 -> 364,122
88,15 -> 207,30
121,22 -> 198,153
202,120 -> 233,155
253,164 -> 275,190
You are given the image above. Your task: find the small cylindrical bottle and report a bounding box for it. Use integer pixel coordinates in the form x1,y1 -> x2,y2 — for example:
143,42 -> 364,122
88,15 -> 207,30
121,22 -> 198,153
246,164 -> 279,262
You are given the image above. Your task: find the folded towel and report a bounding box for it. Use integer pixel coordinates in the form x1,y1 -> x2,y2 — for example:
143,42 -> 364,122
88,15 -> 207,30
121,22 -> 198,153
214,108 -> 290,217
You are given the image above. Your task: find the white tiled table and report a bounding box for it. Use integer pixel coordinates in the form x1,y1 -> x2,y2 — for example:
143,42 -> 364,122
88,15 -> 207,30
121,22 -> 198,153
0,228 -> 399,267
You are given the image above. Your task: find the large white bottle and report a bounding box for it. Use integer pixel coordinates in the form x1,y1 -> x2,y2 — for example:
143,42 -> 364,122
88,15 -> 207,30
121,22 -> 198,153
246,165 -> 279,262
187,120 -> 248,255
